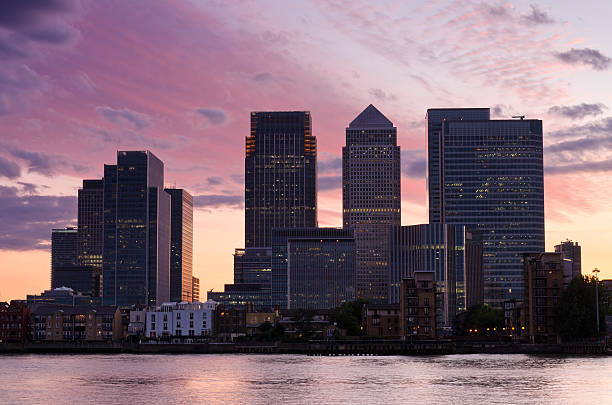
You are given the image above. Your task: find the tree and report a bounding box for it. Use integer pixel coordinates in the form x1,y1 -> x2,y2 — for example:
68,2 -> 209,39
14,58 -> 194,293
554,275 -> 611,341
463,304 -> 504,335
330,299 -> 368,336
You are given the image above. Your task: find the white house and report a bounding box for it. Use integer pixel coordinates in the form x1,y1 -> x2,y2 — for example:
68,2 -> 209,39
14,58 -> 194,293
145,300 -> 217,339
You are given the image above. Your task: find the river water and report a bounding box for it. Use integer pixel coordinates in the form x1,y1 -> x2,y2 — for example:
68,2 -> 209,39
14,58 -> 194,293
0,354 -> 610,404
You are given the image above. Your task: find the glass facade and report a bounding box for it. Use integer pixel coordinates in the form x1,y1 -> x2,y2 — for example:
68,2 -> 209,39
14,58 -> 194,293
272,228 -> 356,310
207,283 -> 271,311
233,247 -> 272,286
245,111 -> 317,248
343,104 -> 401,303
77,179 -> 104,271
51,227 -> 78,288
102,151 -> 170,307
427,109 -> 545,307
165,189 -> 194,302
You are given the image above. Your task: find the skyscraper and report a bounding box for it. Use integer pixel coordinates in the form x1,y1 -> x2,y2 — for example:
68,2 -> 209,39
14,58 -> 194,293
271,227 -> 356,310
77,179 -> 104,295
343,104 -> 401,303
102,151 -> 170,307
427,109 -> 545,307
51,227 -> 78,287
245,111 -> 317,248
165,188 -> 194,303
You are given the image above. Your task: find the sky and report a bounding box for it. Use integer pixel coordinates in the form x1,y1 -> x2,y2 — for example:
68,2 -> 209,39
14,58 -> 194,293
1,0 -> 612,301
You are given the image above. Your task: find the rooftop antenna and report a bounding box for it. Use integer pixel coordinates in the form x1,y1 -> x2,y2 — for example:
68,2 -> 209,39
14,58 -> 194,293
512,115 -> 525,120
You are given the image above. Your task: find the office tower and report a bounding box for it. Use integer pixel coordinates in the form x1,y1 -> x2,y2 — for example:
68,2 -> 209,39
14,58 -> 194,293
271,228 -> 356,309
192,277 -> 200,302
427,108 -> 490,223
427,108 -> 544,307
523,252 -> 563,343
388,224 -> 482,329
245,111 -> 317,248
400,271 -> 436,339
343,104 -> 401,303
233,248 -> 272,285
165,189 -> 194,303
77,179 -> 104,270
51,266 -> 100,297
554,240 -> 581,279
51,227 -> 78,287
102,151 -> 170,307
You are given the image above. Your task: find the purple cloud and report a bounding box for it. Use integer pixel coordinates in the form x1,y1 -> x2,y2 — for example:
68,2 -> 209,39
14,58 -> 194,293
196,108 -> 228,125
96,106 -> 151,129
0,185 -> 76,250
194,194 -> 243,210
318,175 -> 341,191
548,103 -> 607,119
401,149 -> 426,178
0,156 -> 21,179
554,48 -> 611,71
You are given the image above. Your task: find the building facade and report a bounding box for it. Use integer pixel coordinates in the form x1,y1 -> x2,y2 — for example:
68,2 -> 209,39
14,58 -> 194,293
362,303 -> 401,337
145,301 -> 216,339
233,248 -> 272,286
78,179 -> 104,271
245,111 -> 317,248
271,228 -> 356,310
400,271 -> 436,339
389,224 -> 483,328
192,277 -> 200,302
165,189 -> 194,303
207,283 -> 272,311
31,305 -> 122,342
51,266 -> 100,297
0,301 -> 30,342
51,227 -> 78,288
102,151 -> 171,307
554,240 -> 581,280
343,104 -> 401,303
523,252 -> 563,343
427,109 -> 545,307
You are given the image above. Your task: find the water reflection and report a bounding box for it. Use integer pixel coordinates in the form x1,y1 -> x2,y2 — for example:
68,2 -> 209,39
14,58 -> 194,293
0,354 -> 610,405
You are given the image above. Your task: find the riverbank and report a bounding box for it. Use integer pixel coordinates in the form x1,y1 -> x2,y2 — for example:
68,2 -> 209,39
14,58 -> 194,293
1,340 -> 609,355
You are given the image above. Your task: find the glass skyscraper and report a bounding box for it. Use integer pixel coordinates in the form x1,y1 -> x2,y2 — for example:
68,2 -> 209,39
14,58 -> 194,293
271,227 -> 356,310
102,151 -> 170,307
343,104 -> 401,303
77,179 -> 104,274
51,227 -> 78,288
165,188 -> 194,303
427,109 -> 544,307
245,111 -> 317,248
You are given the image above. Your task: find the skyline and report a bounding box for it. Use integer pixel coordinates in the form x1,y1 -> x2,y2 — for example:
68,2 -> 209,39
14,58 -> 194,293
2,0 -> 612,301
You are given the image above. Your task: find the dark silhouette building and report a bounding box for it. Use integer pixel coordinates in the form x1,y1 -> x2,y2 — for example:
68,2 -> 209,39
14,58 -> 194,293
245,111 -> 317,248
343,104 -> 401,303
77,179 -> 104,271
427,108 -> 544,307
554,240 -> 581,280
165,188 -> 194,303
102,151 -> 170,307
522,252 -> 563,343
271,228 -> 356,310
400,271 -> 437,339
51,227 -> 78,288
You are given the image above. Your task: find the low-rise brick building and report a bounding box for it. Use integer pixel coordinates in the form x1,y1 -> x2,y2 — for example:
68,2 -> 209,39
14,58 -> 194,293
31,305 -> 122,342
400,271 -> 436,339
0,301 -> 30,342
362,304 -> 401,337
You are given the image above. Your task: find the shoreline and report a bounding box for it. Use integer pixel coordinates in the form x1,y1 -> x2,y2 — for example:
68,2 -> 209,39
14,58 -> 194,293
1,340 -> 609,356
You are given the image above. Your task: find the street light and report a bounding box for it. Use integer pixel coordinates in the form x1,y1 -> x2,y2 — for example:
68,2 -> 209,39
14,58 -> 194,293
593,268 -> 600,339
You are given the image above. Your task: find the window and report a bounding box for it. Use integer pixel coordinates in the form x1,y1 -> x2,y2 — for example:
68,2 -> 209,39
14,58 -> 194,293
189,321 -> 194,328
177,313 -> 181,320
